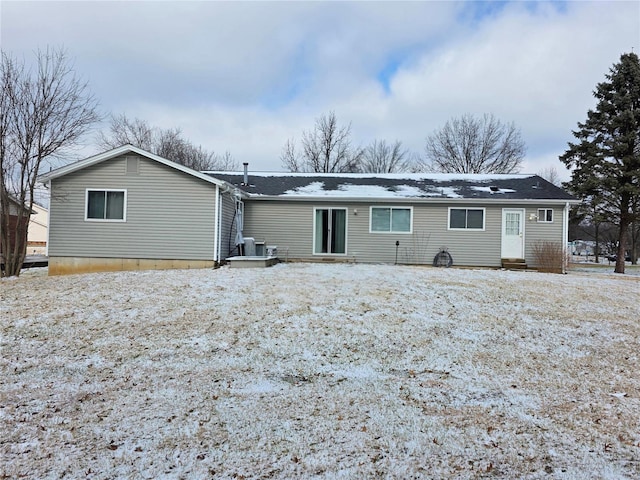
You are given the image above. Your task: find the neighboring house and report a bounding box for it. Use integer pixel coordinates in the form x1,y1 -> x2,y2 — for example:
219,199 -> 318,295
37,145 -> 243,275
0,196 -> 29,259
27,203 -> 48,255
569,240 -> 596,257
210,170 -> 578,270
38,145 -> 578,275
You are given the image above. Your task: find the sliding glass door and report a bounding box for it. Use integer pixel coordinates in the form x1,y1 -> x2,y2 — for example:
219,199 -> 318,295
314,208 -> 346,254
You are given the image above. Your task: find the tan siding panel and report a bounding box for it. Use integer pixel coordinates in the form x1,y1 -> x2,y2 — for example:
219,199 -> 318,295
244,200 -> 506,267
49,154 -> 217,260
243,201 -> 314,259
523,206 -> 565,268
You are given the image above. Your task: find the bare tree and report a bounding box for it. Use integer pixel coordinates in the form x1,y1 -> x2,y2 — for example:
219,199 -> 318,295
280,138 -> 300,172
281,111 -> 364,173
537,166 -> 561,186
1,48 -> 99,277
422,113 -> 526,173
98,113 -> 237,171
98,113 -> 154,152
361,139 -> 410,173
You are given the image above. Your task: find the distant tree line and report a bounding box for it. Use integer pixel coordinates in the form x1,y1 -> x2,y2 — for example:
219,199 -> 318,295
98,114 -> 237,171
281,111 -> 526,174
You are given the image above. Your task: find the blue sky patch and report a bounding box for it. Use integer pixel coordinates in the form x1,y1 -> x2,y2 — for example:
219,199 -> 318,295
460,1 -> 509,25
460,1 -> 569,26
377,56 -> 404,94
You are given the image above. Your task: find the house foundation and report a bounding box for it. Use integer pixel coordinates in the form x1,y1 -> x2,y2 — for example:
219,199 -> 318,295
48,257 -> 216,276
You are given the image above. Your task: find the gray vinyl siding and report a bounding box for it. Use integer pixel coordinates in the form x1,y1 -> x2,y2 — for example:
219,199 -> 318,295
243,201 -> 313,260
243,200 -> 567,267
523,205 -> 565,268
49,153 -> 218,260
219,193 -> 239,259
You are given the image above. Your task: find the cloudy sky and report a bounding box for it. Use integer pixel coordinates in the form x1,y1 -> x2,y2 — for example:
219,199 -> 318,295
2,1 -> 639,179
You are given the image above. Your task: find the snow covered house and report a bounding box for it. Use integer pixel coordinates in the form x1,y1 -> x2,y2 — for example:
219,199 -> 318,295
39,145 -> 577,275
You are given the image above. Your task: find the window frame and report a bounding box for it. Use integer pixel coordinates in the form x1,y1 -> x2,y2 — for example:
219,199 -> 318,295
447,207 -> 486,231
369,206 -> 413,234
312,207 -> 348,255
537,208 -> 554,223
85,188 -> 127,222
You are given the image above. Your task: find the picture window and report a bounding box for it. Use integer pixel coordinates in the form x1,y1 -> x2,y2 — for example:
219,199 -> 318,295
370,207 -> 412,233
86,189 -> 126,221
448,208 -> 485,230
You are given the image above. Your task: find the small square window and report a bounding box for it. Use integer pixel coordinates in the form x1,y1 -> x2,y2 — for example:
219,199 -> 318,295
537,209 -> 553,223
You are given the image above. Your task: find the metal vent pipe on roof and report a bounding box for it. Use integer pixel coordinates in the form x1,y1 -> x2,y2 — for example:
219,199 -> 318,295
243,162 -> 248,185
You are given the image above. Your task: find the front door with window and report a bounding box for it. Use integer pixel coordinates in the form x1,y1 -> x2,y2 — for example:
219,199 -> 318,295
501,209 -> 525,258
314,208 -> 346,254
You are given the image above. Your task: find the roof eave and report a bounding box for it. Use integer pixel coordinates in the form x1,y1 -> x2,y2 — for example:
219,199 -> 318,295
246,195 -> 579,204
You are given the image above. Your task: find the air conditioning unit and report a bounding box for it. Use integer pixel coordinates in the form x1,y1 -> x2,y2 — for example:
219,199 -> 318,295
255,241 -> 265,257
266,246 -> 278,257
243,237 -> 256,256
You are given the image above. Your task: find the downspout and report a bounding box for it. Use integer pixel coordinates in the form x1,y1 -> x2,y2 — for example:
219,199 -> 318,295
45,181 -> 51,258
217,190 -> 227,264
213,184 -> 220,264
562,202 -> 570,274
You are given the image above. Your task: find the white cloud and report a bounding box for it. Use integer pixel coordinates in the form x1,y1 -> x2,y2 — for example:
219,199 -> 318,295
2,1 -> 638,177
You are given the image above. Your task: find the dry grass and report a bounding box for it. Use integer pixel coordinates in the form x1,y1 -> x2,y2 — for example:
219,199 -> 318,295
532,240 -> 566,273
1,264 -> 639,479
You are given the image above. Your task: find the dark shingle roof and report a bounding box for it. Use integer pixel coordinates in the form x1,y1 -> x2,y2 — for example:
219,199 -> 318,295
207,172 -> 575,201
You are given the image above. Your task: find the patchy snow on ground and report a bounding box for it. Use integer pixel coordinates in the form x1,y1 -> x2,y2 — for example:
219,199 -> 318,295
1,264 -> 639,479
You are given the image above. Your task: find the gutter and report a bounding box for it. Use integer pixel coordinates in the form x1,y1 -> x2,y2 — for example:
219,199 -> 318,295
46,181 -> 51,257
562,202 -> 570,274
214,183 -> 232,263
213,184 -> 220,263
245,195 -> 580,205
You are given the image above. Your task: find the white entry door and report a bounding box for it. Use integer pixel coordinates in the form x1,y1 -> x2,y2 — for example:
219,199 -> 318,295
501,209 -> 525,258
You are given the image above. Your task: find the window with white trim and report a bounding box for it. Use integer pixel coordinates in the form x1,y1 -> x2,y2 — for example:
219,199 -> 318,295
86,189 -> 126,221
448,207 -> 485,230
370,207 -> 412,233
537,208 -> 553,223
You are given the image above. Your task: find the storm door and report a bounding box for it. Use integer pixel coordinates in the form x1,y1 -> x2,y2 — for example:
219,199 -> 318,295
501,208 -> 525,258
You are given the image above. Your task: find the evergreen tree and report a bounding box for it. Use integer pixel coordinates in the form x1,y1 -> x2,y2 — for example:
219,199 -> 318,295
560,52 -> 640,274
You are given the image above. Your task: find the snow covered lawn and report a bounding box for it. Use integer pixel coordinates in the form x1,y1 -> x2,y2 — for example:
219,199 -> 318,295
2,264 -> 639,479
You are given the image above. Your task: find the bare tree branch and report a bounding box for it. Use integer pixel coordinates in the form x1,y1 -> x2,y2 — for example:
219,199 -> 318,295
537,166 -> 561,186
1,47 -> 99,277
280,138 -> 301,172
98,113 -> 237,171
361,139 -> 410,173
97,114 -> 154,151
423,113 -> 526,174
281,111 -> 363,173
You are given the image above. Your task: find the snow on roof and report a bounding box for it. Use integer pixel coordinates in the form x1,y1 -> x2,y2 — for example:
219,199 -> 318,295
470,186 -> 516,194
207,171 -> 576,201
205,171 -> 529,181
282,183 -> 434,198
